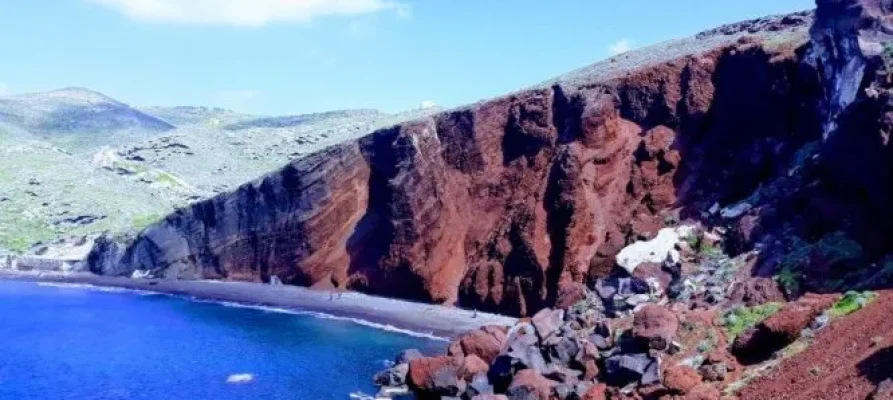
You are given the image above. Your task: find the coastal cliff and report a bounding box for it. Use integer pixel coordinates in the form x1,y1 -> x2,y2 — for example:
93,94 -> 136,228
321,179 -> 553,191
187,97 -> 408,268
368,2 -> 893,400
89,13 -> 819,317
90,1 -> 893,321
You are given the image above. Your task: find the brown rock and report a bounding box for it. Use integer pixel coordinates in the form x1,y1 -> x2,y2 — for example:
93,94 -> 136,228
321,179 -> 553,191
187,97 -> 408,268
582,383 -> 608,400
728,277 -> 785,307
684,383 -> 721,400
447,326 -> 508,364
633,304 -> 679,350
407,356 -> 464,396
761,305 -> 815,342
732,295 -> 834,364
460,355 -> 490,381
506,369 -> 557,400
555,282 -> 589,309
631,262 -> 674,293
664,365 -> 702,394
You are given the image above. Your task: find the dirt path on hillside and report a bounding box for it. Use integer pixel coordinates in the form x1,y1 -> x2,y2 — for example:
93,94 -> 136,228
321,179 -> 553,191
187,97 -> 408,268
739,291 -> 893,400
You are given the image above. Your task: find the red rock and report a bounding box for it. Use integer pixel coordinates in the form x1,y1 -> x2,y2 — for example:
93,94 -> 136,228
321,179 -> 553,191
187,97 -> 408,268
506,369 -> 557,400
92,21 -> 817,318
728,277 -> 785,307
633,304 -> 679,350
582,383 -> 608,400
631,262 -> 674,293
555,282 -> 589,309
459,355 -> 490,381
407,356 -> 463,395
664,365 -> 703,394
684,384 -> 721,400
761,305 -> 815,342
733,295 -> 835,364
447,325 -> 508,364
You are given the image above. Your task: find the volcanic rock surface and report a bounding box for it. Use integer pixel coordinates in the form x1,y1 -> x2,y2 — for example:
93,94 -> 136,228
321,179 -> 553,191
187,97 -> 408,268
88,10 -> 824,317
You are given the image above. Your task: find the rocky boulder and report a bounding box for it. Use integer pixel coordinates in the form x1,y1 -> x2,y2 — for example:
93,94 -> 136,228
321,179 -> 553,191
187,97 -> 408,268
632,304 -> 679,351
373,363 -> 410,387
460,355 -> 491,381
531,308 -> 564,343
449,325 -> 509,364
732,295 -> 835,364
604,353 -> 661,386
407,356 -> 466,397
396,348 -> 425,364
506,369 -> 556,400
664,365 -> 703,395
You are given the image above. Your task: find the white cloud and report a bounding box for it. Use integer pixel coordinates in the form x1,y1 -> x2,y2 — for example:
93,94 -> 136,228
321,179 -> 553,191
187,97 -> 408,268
91,0 -> 407,26
216,89 -> 258,109
0,83 -> 8,96
608,39 -> 634,56
420,100 -> 437,109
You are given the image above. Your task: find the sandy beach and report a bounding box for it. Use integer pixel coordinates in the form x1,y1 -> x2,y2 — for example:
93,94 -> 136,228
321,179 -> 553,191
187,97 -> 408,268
0,270 -> 516,339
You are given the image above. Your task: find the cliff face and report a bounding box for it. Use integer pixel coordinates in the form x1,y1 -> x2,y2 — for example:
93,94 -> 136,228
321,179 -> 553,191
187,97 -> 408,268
809,0 -> 893,135
90,14 -> 832,316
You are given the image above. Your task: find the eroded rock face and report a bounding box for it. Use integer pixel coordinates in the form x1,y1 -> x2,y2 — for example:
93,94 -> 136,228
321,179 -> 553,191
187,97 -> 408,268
810,0 -> 893,135
89,20 -> 822,317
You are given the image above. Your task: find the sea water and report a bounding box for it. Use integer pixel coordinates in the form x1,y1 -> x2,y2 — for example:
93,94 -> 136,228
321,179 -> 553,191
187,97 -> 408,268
0,280 -> 444,400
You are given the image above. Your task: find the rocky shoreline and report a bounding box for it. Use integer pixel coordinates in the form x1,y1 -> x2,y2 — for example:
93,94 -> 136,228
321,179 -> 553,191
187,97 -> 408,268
369,223 -> 869,399
0,270 -> 515,339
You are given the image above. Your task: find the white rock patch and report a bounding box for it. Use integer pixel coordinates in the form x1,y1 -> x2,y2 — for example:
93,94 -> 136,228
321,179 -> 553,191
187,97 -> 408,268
615,226 -> 695,274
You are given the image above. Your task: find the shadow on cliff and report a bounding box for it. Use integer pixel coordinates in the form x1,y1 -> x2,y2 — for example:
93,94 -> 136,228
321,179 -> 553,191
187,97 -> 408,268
344,126 -> 434,303
734,51 -> 893,296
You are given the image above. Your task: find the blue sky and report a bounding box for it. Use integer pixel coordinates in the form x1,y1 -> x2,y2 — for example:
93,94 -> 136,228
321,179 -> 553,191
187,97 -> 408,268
0,0 -> 813,115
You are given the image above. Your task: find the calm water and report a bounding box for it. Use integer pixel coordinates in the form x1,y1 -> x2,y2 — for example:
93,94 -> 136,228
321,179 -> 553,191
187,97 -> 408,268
0,280 -> 444,400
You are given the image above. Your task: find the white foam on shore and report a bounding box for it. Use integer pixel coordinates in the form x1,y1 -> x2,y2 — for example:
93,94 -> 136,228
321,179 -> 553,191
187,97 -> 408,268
349,392 -> 382,400
36,282 -> 157,296
28,280 -> 449,342
207,300 -> 449,342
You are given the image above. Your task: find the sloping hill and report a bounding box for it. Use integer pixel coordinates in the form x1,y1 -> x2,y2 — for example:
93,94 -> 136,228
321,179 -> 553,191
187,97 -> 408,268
0,88 -> 436,253
0,88 -> 174,150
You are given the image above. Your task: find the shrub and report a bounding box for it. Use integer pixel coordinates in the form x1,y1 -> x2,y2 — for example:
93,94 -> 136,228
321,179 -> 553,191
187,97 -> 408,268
722,303 -> 783,339
828,291 -> 877,318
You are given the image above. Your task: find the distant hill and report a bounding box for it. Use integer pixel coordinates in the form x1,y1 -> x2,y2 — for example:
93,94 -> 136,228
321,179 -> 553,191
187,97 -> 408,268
222,109 -> 384,131
139,105 -> 252,126
0,87 -> 436,253
0,88 -> 175,139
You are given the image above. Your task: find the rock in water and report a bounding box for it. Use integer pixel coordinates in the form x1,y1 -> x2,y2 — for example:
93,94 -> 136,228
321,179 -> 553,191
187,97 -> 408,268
407,356 -> 465,397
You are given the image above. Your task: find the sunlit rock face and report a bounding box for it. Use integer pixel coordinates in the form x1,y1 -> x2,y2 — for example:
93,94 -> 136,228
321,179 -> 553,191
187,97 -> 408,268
89,13 -> 835,316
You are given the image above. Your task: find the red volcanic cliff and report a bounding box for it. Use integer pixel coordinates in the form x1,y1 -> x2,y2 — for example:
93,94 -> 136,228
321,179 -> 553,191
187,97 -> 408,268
89,13 -> 822,316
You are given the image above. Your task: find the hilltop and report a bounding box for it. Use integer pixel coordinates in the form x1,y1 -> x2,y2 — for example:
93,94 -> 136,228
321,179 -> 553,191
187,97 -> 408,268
0,90 -> 437,253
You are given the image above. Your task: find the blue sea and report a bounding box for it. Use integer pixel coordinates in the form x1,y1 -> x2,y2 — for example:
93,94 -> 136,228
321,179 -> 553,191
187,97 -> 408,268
0,280 -> 444,400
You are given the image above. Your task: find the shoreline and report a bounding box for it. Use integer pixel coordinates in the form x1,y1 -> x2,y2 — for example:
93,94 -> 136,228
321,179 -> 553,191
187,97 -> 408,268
0,270 -> 516,339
